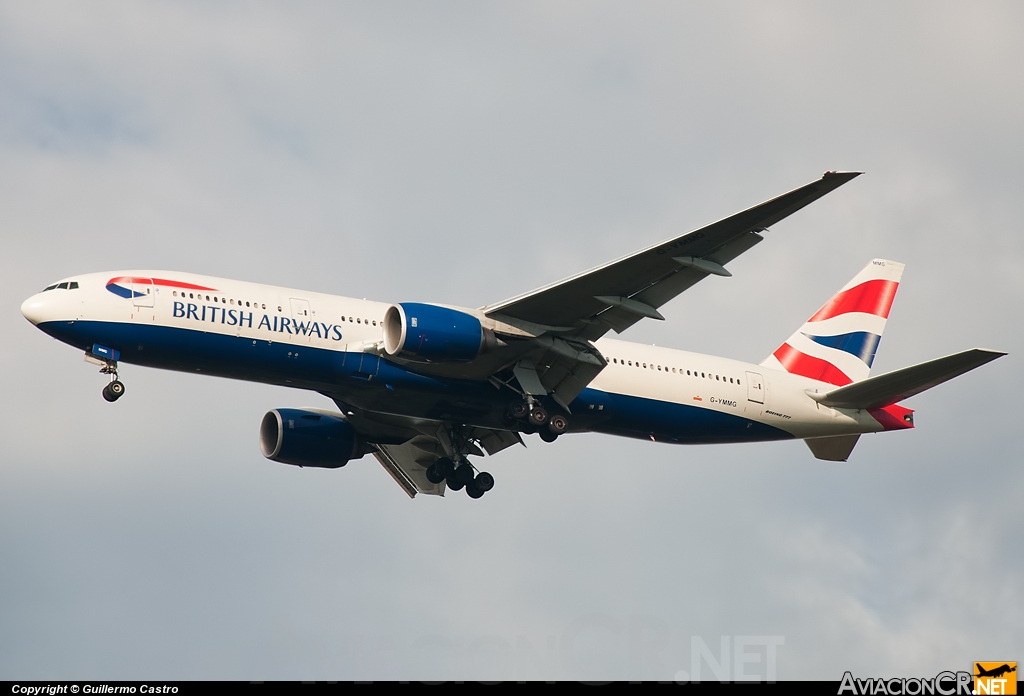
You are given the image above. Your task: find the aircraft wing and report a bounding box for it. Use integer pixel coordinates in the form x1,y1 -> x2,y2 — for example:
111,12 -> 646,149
326,395 -> 523,498
373,441 -> 446,498
484,172 -> 861,341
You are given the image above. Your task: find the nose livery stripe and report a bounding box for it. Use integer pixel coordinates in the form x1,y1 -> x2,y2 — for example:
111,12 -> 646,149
106,276 -> 219,298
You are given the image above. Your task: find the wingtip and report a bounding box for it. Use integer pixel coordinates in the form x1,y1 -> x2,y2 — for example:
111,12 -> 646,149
822,170 -> 864,179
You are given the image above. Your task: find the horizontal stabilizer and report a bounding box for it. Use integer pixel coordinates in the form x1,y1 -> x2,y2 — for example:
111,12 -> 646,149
805,434 -> 861,462
811,348 -> 1006,409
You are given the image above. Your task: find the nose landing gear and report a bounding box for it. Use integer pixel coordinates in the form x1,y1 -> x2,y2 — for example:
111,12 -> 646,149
102,378 -> 126,402
87,348 -> 124,403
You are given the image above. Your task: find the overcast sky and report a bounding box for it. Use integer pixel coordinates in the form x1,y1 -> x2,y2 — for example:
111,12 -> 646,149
1,1 -> 1021,681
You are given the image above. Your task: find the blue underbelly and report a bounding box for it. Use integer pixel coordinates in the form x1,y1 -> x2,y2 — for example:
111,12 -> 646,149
38,320 -> 793,445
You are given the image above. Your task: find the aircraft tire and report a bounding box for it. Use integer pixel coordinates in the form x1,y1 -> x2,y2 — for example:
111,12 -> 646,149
539,429 -> 558,443
454,463 -> 475,486
508,400 -> 529,420
475,472 -> 494,492
102,384 -> 117,402
529,407 -> 548,427
446,477 -> 465,491
425,463 -> 445,484
548,414 -> 568,435
466,482 -> 485,499
434,457 -> 455,479
108,380 -> 125,398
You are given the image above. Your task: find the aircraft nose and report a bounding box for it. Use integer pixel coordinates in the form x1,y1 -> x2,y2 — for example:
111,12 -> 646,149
21,294 -> 51,325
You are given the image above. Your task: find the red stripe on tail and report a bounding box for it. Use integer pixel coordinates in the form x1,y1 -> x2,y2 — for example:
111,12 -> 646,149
869,404 -> 915,430
773,343 -> 853,386
808,279 -> 899,322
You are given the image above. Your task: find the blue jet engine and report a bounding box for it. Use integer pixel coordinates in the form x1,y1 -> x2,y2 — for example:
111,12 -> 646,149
259,408 -> 361,468
382,302 -> 496,362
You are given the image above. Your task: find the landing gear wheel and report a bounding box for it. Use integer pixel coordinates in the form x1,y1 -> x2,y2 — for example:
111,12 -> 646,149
102,380 -> 125,402
475,472 -> 494,492
446,477 -> 465,492
466,482 -> 485,499
548,414 -> 568,435
508,400 -> 529,420
425,463 -> 445,484
539,429 -> 558,443
529,407 -> 548,427
434,457 -> 455,479
454,462 -> 476,486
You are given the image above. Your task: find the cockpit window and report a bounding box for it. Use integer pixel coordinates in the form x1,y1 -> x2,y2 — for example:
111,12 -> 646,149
42,281 -> 80,291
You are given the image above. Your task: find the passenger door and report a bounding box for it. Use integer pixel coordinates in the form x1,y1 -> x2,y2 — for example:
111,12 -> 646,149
745,371 -> 765,404
132,278 -> 154,308
289,298 -> 312,343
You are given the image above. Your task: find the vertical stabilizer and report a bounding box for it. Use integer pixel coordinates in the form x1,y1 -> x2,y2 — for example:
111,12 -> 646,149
761,259 -> 904,385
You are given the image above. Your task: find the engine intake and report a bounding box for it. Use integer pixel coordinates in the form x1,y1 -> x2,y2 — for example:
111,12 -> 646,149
383,302 -> 494,362
259,408 -> 360,468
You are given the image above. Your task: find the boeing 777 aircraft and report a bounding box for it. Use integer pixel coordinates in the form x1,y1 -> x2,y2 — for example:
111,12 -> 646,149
21,172 -> 1005,498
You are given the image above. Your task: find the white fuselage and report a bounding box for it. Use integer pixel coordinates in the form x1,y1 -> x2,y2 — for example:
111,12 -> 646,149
21,270 -> 893,444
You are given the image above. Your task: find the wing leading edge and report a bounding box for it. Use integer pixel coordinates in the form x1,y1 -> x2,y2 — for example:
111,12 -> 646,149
485,171 -> 862,341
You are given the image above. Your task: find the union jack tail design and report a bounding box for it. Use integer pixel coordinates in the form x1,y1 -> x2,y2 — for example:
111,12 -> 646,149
761,259 -> 905,386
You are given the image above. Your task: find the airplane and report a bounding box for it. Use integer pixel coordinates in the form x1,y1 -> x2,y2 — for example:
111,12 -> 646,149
20,172 -> 1006,499
975,664 -> 1016,679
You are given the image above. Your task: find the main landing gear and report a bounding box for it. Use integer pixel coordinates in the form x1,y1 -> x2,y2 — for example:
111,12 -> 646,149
425,456 -> 495,499
507,398 -> 568,442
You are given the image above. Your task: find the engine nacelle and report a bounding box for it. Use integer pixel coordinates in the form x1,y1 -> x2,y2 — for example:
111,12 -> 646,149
259,408 -> 360,468
382,302 -> 495,363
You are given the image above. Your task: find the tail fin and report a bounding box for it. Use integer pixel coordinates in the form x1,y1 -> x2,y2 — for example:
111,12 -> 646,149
761,259 -> 905,386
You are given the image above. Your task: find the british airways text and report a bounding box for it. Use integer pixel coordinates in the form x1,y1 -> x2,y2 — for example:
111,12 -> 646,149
172,302 -> 344,340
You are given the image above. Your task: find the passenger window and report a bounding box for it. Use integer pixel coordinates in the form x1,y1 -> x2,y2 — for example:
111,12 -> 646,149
373,320 -> 377,326
716,375 -> 720,381
730,378 -> 734,383
229,299 -> 234,304
262,304 -> 266,310
357,318 -> 361,324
